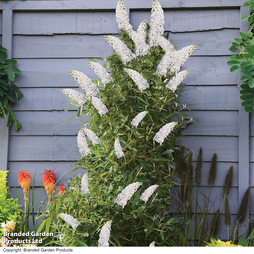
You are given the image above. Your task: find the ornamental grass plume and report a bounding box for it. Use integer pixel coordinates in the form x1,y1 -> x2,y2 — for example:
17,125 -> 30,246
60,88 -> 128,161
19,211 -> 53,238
98,220 -> 112,247
237,186 -> 250,223
208,153 -> 217,188
58,213 -> 80,232
42,169 -> 55,203
223,166 -> 233,197
115,182 -> 142,208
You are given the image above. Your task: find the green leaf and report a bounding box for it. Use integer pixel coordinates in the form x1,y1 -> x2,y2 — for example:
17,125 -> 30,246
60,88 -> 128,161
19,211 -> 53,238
241,69 -> 253,78
7,95 -> 16,102
146,228 -> 154,236
230,66 -> 240,72
246,46 -> 254,56
241,16 -> 249,21
7,70 -> 15,81
244,106 -> 254,113
37,219 -> 46,233
241,100 -> 254,107
136,177 -> 150,182
8,65 -> 21,74
234,38 -> 243,43
240,32 -> 248,40
229,46 -> 238,52
227,60 -> 240,66
249,79 -> 254,88
239,45 -> 245,52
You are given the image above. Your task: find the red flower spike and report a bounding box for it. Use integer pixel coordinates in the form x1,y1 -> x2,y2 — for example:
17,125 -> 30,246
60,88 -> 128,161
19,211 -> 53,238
42,169 -> 55,203
17,170 -> 31,202
58,185 -> 66,196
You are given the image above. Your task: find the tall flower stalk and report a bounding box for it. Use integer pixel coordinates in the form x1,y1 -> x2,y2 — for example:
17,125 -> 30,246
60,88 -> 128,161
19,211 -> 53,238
42,169 -> 55,203
17,170 -> 31,217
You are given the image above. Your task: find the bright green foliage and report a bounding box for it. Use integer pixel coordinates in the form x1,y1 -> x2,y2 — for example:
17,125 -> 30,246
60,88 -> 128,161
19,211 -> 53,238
41,0 -> 196,246
206,239 -> 242,247
228,0 -> 254,115
0,170 -> 22,235
0,45 -> 22,131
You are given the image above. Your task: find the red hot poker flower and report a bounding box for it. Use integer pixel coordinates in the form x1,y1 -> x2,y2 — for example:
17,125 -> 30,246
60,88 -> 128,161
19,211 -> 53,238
42,169 -> 55,202
58,185 -> 66,196
17,170 -> 31,190
17,170 -> 31,202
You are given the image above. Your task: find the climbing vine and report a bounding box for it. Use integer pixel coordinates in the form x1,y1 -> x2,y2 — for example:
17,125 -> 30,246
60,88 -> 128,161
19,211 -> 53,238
0,45 -> 22,131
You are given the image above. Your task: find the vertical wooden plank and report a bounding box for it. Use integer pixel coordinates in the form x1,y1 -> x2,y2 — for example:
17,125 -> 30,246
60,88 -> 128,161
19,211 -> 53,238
238,6 -> 250,230
0,10 -> 13,171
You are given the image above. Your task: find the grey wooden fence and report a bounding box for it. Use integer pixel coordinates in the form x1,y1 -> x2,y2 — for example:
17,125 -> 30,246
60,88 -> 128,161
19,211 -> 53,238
0,0 -> 250,240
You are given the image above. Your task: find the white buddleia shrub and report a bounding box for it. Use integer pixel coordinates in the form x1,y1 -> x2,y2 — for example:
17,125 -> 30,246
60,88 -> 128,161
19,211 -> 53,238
55,0 -> 196,247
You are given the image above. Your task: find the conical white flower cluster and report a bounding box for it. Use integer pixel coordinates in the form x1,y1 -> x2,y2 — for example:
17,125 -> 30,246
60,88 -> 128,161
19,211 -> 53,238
156,51 -> 174,76
77,129 -> 91,157
166,70 -> 190,92
137,20 -> 147,42
131,111 -> 148,127
115,182 -> 143,208
140,184 -> 159,203
81,172 -> 89,195
58,213 -> 80,231
153,122 -> 178,145
91,96 -> 108,116
116,0 -> 132,32
104,36 -> 134,64
69,70 -> 97,97
83,128 -> 100,145
124,68 -> 149,91
149,0 -> 164,47
87,62 -> 112,85
60,89 -> 86,106
114,138 -> 124,159
149,241 -> 156,247
98,220 -> 112,247
157,35 -> 175,52
170,45 -> 197,73
129,30 -> 149,56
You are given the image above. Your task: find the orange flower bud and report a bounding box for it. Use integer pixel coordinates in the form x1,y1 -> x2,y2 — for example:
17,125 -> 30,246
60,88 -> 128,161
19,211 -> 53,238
58,185 -> 66,196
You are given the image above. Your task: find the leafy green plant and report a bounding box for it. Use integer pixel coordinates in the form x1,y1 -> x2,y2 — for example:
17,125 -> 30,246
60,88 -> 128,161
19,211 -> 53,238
0,45 -> 22,131
227,0 -> 254,115
40,0 -> 198,247
206,239 -> 242,247
0,170 -> 22,236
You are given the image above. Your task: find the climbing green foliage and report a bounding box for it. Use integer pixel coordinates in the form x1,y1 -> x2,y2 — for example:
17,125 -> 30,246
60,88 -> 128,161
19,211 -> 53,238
0,45 -> 22,131
228,0 -> 254,115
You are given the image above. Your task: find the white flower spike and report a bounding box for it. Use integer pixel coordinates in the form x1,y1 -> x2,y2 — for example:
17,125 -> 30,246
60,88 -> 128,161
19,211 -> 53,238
170,45 -> 197,73
114,138 -> 125,159
98,220 -> 112,247
166,70 -> 190,92
58,213 -> 80,231
83,128 -> 100,146
140,184 -> 159,203
149,241 -> 156,247
131,111 -> 148,127
81,172 -> 89,195
105,36 -> 134,64
77,129 -> 91,157
61,89 -> 86,106
124,68 -> 149,91
149,0 -> 164,47
91,97 -> 108,116
69,70 -> 97,97
115,182 -> 143,208
87,62 -> 112,85
116,0 -> 132,32
153,122 -> 178,145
